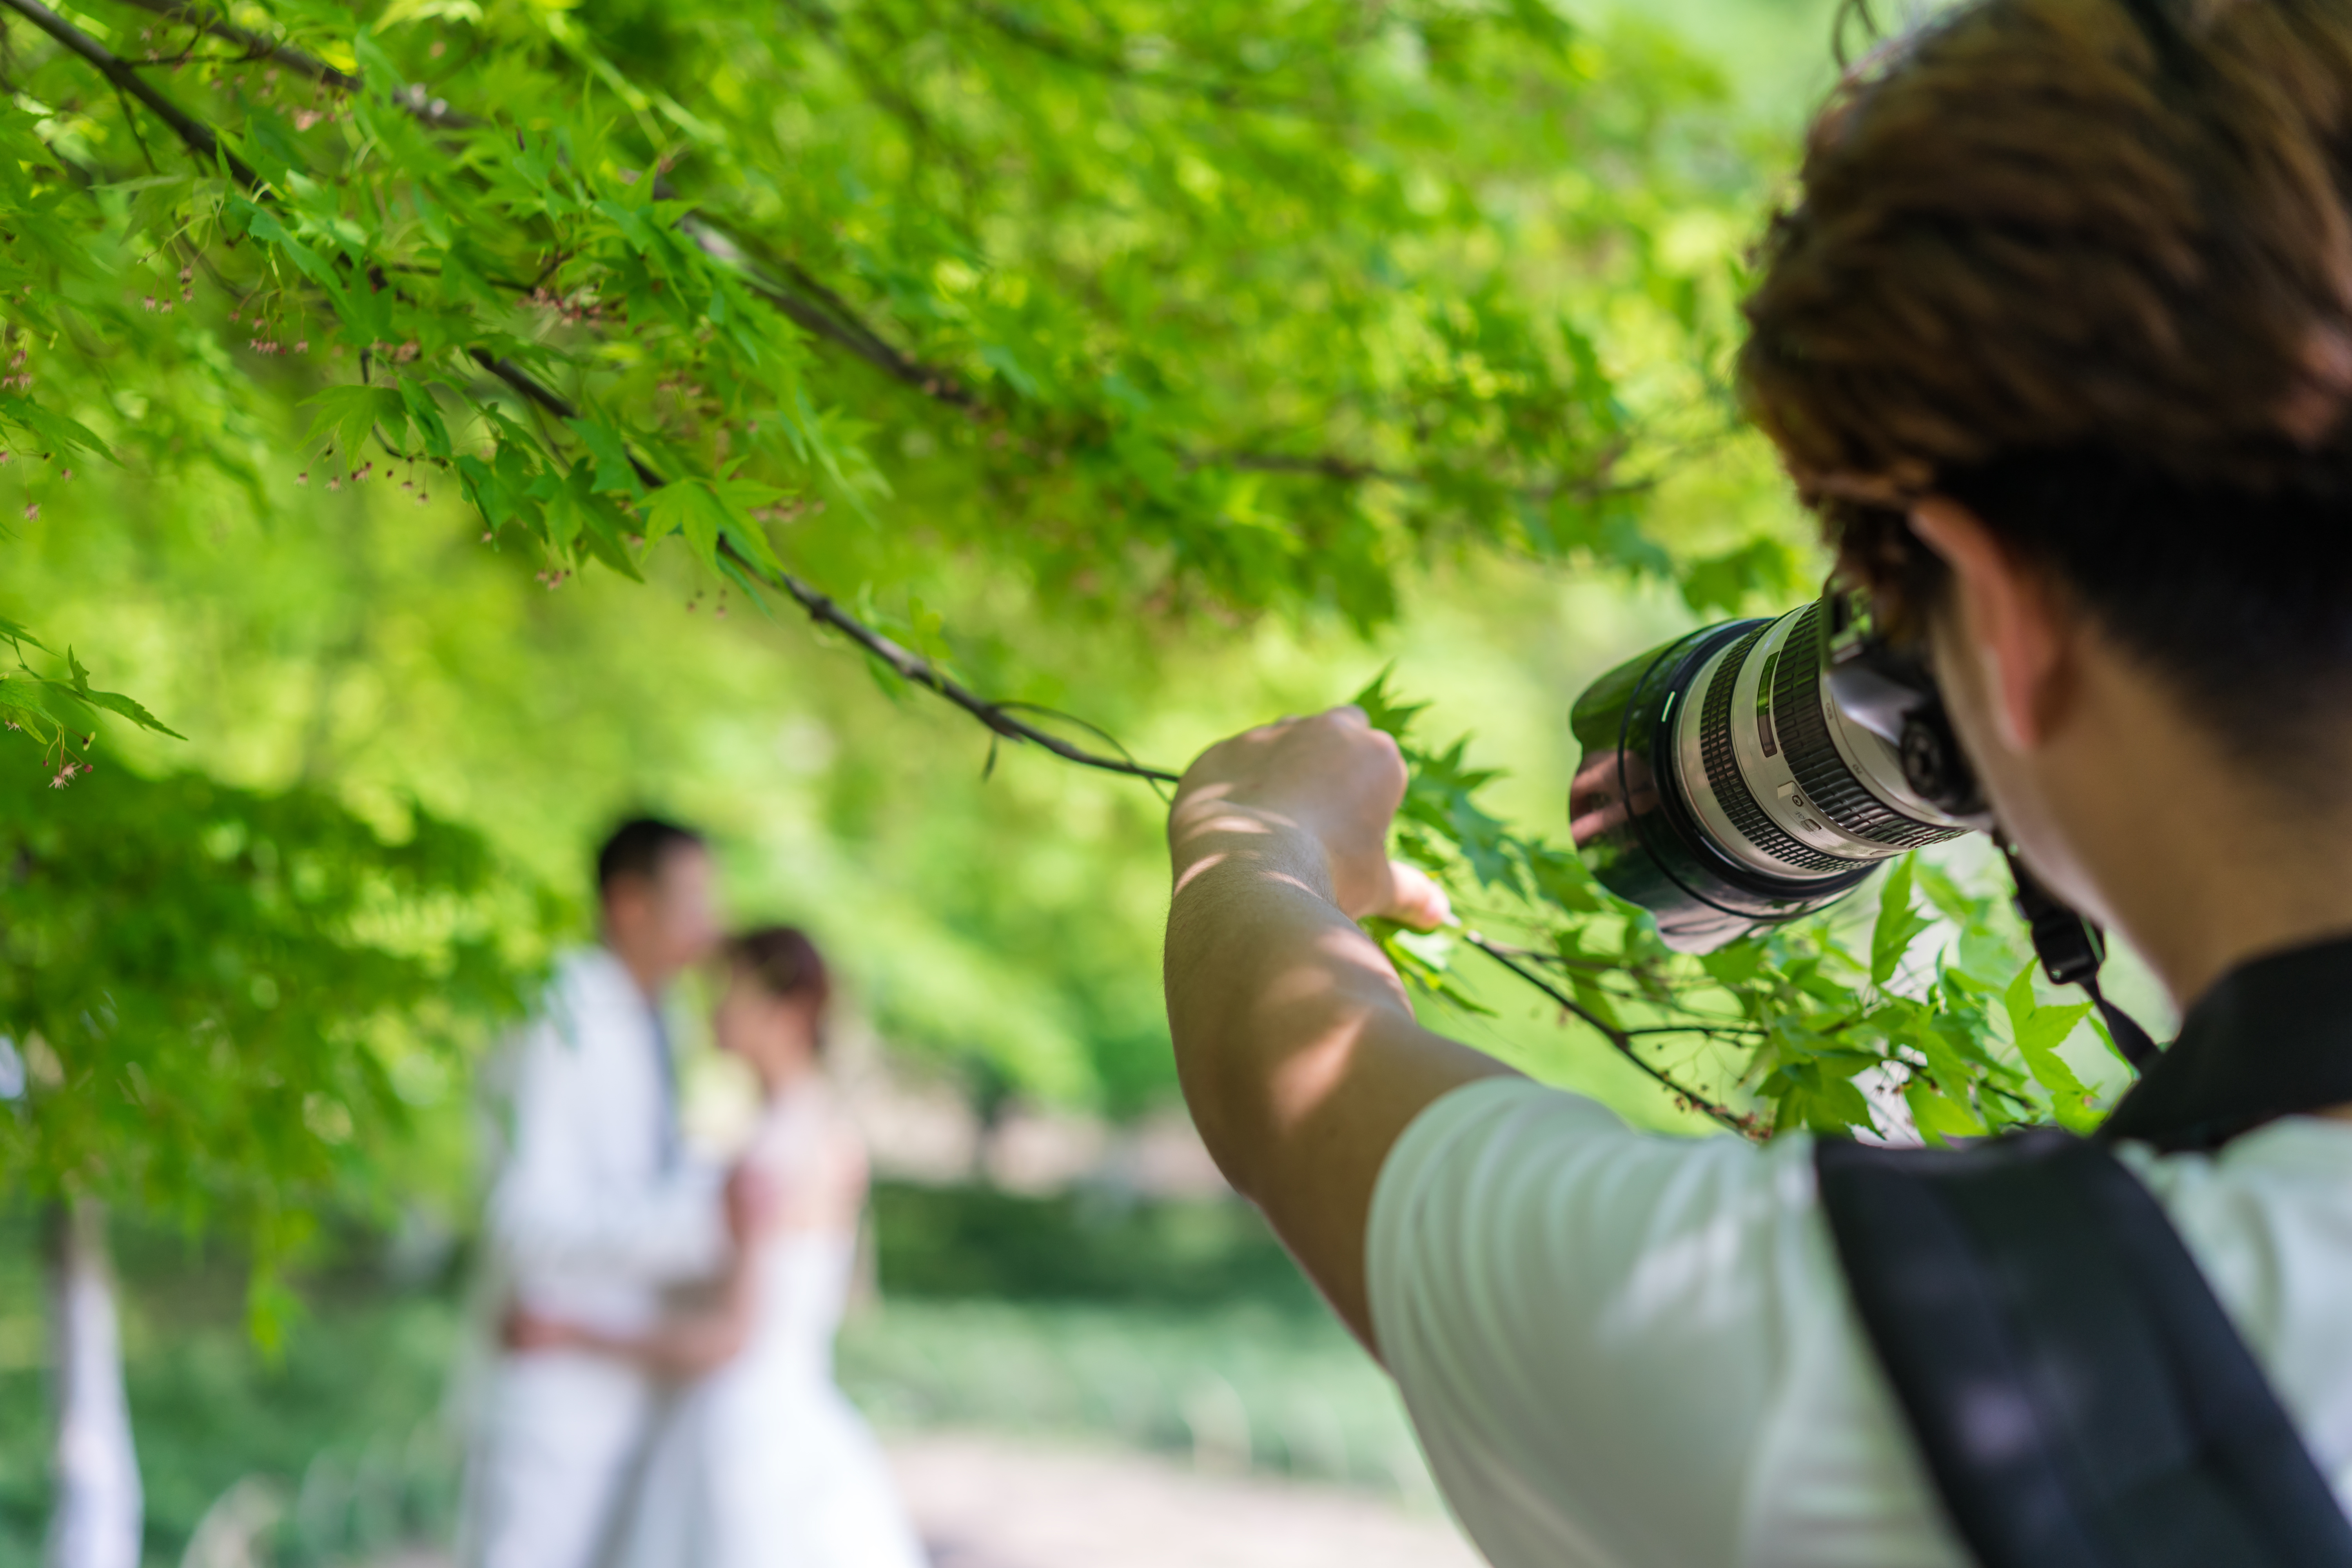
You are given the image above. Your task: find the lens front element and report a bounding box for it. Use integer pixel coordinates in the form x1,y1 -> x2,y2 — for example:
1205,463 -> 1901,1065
1570,594 -> 1970,952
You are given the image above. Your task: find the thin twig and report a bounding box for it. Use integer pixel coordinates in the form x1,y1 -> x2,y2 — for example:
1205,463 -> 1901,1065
107,0 -> 358,92
0,0 -> 255,183
1468,933 -> 1753,1134
961,2 -> 1329,120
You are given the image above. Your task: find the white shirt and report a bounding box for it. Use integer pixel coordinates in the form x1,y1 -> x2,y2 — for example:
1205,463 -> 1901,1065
1367,1078 -> 2352,1568
486,946 -> 725,1332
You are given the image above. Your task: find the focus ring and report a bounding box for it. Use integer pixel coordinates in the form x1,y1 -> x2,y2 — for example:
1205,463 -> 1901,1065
1772,603 -> 1962,851
1698,625 -> 1858,874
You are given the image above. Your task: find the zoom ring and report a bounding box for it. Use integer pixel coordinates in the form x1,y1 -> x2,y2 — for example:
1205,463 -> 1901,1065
1771,603 -> 1964,851
1698,625 -> 1858,874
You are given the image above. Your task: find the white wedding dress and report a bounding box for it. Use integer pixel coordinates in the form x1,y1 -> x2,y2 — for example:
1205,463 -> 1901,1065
611,1102 -> 927,1568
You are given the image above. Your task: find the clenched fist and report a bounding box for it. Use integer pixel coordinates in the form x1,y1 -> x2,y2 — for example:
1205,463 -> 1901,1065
1169,706 -> 1452,930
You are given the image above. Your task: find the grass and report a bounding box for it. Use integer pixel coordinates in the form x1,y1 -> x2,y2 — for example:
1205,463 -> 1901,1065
0,1193 -> 1423,1567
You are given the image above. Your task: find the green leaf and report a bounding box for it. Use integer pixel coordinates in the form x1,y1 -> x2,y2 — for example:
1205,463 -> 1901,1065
302,386 -> 408,466
2004,965 -> 2098,1127
564,417 -> 648,500
1904,1078 -> 1987,1146
642,479 -> 730,567
0,613 -> 49,654
0,396 -> 118,465
1350,666 -> 1430,740
63,647 -> 184,738
1870,855 -> 1936,988
1699,940 -> 1768,989
0,675 -> 56,728
1772,1059 -> 1874,1135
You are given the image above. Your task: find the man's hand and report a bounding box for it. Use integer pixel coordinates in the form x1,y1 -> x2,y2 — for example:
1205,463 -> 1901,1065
1169,706 -> 1452,929
1163,706 -> 1505,1356
502,1303 -> 588,1354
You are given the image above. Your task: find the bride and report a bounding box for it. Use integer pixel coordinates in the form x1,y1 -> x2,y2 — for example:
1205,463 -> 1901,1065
507,925 -> 928,1568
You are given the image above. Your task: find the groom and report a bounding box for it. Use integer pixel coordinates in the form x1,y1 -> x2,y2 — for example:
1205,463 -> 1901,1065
463,817 -> 730,1568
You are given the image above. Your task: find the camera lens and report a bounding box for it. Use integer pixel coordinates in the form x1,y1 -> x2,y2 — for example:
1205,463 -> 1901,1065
1569,595 -> 1969,951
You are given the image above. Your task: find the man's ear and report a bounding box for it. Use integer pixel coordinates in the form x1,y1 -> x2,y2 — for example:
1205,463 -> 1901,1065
1909,498 -> 2069,751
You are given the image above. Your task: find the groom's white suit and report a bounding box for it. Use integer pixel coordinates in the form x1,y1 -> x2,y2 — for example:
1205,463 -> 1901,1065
464,946 -> 725,1568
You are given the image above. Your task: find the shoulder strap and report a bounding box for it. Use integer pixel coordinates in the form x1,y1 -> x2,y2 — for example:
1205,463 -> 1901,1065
1814,1130 -> 2352,1568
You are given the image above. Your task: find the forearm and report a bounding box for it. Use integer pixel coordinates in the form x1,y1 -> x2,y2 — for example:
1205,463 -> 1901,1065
572,1267 -> 755,1377
1165,815 -> 1513,1344
1166,821 -> 1423,1190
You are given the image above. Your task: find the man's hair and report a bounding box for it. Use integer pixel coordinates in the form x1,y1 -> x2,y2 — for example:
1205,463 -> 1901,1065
595,815 -> 705,897
1739,0 -> 2352,769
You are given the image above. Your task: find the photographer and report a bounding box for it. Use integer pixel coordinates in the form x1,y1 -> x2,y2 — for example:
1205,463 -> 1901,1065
1163,1 -> 2352,1563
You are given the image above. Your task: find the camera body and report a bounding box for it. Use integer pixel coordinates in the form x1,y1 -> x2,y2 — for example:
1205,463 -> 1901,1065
1569,583 -> 1989,951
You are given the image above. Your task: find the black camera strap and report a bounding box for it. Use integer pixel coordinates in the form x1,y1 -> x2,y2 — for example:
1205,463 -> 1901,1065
2002,844 -> 2162,1069
1818,1131 -> 2352,1568
1817,934 -> 2352,1568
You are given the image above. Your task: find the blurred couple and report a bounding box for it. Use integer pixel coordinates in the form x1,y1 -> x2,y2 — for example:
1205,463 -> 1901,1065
461,817 -> 926,1568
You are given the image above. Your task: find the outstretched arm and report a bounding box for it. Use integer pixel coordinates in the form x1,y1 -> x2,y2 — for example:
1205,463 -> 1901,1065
1165,706 -> 1517,1354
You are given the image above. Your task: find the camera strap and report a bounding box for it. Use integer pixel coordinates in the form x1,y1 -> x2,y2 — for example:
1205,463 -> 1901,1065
2003,845 -> 2162,1069
1817,934 -> 2352,1568
1817,1131 -> 2352,1568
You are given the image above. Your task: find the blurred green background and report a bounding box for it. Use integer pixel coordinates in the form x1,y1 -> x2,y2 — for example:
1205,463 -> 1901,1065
0,0 -> 1951,1560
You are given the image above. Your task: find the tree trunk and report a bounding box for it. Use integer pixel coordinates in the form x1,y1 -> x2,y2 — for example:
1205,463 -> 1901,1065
43,1200 -> 142,1568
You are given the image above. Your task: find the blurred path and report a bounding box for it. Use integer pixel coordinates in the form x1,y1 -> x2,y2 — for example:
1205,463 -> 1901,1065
890,1432 -> 1484,1568
357,1431 -> 1483,1568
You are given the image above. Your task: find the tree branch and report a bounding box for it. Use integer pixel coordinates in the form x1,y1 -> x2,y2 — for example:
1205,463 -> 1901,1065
100,0 -> 984,408
47,0 -> 1767,1128
6,0 -> 1173,786
467,353 -> 1179,784
958,2 -> 1329,120
90,0 -> 1622,502
0,0 -> 255,184
106,0 -> 358,93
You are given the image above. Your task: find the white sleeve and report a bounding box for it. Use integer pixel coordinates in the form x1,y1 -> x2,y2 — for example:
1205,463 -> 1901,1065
486,1013 -> 724,1287
1365,1078 -> 1815,1568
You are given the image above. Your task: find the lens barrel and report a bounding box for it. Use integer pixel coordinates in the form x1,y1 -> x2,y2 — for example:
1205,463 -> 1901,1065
1568,595 -> 1969,952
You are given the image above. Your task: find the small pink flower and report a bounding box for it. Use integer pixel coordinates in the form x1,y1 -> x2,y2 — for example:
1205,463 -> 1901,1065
296,472 -> 309,485
23,503 -> 37,521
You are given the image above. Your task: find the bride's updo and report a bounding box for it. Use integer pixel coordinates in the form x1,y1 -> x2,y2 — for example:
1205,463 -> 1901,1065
726,926 -> 834,1051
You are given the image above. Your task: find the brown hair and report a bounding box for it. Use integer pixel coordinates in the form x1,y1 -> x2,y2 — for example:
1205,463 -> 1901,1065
1739,0 -> 2352,758
726,926 -> 832,1039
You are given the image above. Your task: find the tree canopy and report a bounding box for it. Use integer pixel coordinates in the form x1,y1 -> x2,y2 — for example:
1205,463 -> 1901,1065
0,0 -> 2146,1276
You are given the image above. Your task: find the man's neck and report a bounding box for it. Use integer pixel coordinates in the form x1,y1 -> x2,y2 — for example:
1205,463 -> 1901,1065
2060,733 -> 2352,1010
601,934 -> 667,1002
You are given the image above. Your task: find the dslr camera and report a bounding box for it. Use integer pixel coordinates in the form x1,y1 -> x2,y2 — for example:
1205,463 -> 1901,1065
1568,581 -> 1991,952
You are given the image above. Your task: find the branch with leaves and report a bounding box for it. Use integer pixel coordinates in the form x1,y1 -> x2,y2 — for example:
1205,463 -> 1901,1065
0,0 -> 2063,1146
0,0 -> 1755,773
